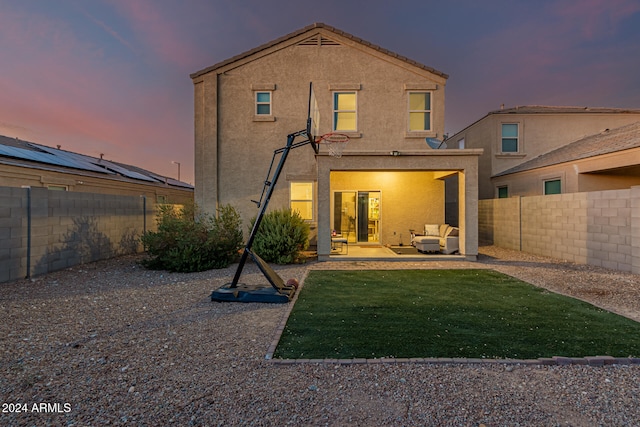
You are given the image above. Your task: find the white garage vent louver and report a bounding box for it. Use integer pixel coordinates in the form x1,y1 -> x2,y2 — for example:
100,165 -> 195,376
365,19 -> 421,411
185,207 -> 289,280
298,34 -> 341,46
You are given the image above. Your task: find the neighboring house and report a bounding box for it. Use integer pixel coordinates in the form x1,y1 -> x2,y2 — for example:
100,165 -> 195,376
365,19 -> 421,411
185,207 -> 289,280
446,106 -> 640,199
0,135 -> 193,203
493,121 -> 640,196
191,23 -> 482,260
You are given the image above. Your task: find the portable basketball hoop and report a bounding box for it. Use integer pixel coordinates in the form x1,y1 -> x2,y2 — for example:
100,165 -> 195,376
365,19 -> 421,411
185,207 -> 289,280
316,133 -> 350,158
212,82 -> 353,304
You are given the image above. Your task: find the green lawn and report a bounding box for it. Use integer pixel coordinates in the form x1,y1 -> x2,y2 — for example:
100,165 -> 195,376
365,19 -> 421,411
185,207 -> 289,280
273,269 -> 640,360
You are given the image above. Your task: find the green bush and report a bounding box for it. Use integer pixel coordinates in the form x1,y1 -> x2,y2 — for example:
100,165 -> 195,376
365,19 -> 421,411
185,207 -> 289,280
252,209 -> 310,264
141,203 -> 243,272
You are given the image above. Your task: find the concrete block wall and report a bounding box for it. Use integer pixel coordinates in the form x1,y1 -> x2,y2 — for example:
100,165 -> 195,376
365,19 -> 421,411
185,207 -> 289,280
521,193 -> 590,264
477,197 -> 521,250
479,186 -> 639,274
477,199 -> 494,245
632,186 -> 640,274
0,186 -> 157,283
0,187 -> 27,283
492,197 -> 521,251
584,190 -> 633,271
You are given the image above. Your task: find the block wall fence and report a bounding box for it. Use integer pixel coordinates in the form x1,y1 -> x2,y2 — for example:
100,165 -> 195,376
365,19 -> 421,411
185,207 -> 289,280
479,186 -> 640,274
0,186 -> 161,283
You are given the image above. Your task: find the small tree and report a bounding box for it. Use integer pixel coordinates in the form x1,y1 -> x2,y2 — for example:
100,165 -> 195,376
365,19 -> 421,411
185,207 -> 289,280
251,209 -> 310,264
141,203 -> 243,272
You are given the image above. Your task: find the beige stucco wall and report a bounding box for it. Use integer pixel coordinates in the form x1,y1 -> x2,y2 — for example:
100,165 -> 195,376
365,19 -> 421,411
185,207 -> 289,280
449,112 -> 640,199
192,27 -> 447,232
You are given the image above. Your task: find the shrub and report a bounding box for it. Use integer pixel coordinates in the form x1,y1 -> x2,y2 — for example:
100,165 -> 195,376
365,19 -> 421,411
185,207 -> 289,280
251,209 -> 310,264
141,203 -> 243,272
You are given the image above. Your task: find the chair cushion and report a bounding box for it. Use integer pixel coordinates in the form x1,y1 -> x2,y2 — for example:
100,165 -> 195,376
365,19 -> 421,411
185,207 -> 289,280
439,224 -> 450,237
424,224 -> 440,236
414,236 -> 439,244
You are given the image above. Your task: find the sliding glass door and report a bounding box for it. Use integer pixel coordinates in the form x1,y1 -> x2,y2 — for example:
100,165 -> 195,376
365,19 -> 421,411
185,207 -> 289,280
333,191 -> 380,243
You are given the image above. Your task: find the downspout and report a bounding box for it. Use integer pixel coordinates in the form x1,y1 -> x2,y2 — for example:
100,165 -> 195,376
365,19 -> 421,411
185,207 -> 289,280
216,72 -> 221,213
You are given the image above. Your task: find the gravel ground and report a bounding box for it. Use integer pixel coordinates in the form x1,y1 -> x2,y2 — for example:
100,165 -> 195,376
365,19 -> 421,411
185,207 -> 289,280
1,246 -> 639,426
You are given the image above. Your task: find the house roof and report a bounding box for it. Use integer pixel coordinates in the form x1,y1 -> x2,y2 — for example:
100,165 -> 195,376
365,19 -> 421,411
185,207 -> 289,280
489,105 -> 640,115
190,22 -> 448,80
0,135 -> 193,189
494,121 -> 640,177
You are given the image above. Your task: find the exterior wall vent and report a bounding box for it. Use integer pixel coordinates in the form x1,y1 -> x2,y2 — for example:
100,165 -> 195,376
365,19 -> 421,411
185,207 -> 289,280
298,35 -> 341,46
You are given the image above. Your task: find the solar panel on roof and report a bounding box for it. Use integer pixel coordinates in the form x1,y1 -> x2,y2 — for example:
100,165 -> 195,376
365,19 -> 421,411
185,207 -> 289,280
98,160 -> 157,182
32,144 -> 113,174
0,143 -> 112,174
0,145 -> 70,168
142,172 -> 193,188
2,140 -> 190,187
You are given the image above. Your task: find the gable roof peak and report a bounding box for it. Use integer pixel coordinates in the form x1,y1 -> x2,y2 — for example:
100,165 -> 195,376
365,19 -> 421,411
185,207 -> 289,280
190,22 -> 448,80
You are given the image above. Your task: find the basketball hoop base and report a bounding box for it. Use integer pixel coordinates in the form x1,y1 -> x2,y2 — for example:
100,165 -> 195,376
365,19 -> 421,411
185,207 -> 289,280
211,283 -> 293,303
212,249 -> 296,303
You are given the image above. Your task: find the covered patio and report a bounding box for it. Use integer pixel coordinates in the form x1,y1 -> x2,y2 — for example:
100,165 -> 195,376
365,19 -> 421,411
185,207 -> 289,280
316,149 -> 483,261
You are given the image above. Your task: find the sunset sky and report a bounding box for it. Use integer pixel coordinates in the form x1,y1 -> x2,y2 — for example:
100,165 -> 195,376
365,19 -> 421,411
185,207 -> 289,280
1,0 -> 639,184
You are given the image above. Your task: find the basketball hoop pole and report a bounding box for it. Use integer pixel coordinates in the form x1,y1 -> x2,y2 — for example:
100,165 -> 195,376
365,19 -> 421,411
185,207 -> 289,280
229,129 -> 313,288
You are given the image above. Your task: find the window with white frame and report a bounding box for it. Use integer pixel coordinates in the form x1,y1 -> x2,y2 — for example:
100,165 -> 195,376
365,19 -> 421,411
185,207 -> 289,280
544,179 -> 561,195
333,92 -> 357,131
458,138 -> 465,149
408,92 -> 432,131
290,182 -> 314,221
255,91 -> 272,115
501,123 -> 519,152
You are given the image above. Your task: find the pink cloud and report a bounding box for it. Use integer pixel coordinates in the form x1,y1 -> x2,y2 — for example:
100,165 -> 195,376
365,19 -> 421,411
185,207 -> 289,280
109,0 -> 204,67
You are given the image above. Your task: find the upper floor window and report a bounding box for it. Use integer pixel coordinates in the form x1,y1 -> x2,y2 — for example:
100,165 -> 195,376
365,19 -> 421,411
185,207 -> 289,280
408,92 -> 432,131
544,179 -> 561,195
255,91 -> 272,115
458,138 -> 465,149
333,92 -> 357,131
290,182 -> 314,221
501,123 -> 519,152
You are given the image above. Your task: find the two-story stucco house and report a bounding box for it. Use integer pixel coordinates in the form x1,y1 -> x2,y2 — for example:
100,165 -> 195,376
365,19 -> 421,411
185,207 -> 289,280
191,23 -> 482,260
446,106 -> 640,200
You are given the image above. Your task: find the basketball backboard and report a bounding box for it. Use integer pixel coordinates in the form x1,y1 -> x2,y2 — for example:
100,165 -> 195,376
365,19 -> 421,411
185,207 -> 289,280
307,82 -> 320,154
